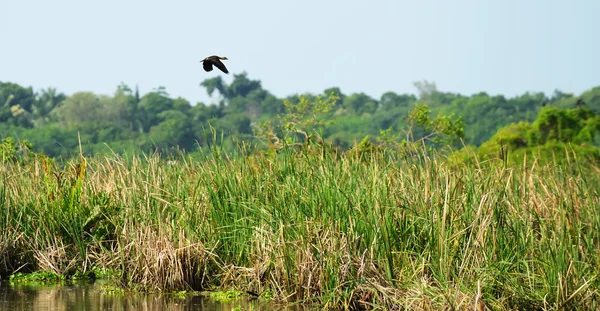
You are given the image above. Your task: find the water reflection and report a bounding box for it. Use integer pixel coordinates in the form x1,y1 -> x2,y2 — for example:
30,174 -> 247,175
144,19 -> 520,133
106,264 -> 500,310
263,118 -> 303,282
0,281 -> 309,311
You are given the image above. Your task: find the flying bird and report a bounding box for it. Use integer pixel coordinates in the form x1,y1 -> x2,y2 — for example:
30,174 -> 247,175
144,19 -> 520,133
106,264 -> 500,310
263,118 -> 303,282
201,55 -> 229,74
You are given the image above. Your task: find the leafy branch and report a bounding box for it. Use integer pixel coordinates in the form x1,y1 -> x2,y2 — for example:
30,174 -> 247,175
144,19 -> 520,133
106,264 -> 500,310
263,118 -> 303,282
253,94 -> 338,153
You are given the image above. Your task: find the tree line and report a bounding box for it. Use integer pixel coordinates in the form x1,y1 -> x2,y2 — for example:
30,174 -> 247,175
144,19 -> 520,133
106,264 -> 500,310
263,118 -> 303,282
1,73 -> 599,159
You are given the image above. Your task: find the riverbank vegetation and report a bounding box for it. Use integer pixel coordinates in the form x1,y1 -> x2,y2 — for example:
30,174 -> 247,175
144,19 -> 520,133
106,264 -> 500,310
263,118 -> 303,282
1,77 -> 600,310
2,138 -> 599,309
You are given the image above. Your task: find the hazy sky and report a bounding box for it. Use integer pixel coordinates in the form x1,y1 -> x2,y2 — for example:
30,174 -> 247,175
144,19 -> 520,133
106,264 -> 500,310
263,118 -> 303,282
1,0 -> 598,105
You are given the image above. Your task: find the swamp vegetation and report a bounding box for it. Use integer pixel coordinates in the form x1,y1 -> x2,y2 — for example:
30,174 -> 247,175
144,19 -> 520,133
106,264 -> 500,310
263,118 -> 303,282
1,145 -> 599,309
1,93 -> 599,310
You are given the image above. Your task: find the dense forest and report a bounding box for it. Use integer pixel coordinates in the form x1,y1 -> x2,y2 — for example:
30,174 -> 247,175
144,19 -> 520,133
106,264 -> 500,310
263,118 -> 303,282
1,73 -> 599,160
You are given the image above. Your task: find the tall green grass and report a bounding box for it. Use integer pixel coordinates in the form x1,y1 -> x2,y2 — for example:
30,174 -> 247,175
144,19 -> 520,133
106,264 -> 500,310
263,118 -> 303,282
1,145 -> 599,310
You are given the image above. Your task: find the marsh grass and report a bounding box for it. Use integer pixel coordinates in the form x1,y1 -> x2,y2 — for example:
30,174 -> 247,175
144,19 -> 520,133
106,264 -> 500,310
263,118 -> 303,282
1,144 -> 599,310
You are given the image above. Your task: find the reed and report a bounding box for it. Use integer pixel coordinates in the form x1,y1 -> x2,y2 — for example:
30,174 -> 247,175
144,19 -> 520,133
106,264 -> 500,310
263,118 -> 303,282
1,144 -> 599,310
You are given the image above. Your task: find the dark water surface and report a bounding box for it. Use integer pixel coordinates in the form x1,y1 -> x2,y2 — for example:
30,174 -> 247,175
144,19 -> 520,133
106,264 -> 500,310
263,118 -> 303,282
0,281 -> 310,311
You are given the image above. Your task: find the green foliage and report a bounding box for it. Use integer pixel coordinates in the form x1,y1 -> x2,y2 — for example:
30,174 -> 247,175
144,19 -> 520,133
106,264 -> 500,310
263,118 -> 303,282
0,81 -> 36,127
254,93 -> 337,153
343,92 -> 378,115
139,88 -> 174,131
323,114 -> 372,149
51,92 -> 101,127
478,121 -> 532,159
208,290 -> 245,302
147,110 -> 195,151
438,91 -> 544,145
476,106 -> 600,164
1,77 -> 600,161
405,103 -> 465,145
89,267 -> 120,280
350,103 -> 465,159
530,106 -> 600,145
32,87 -> 66,125
9,271 -> 66,284
0,137 -> 34,164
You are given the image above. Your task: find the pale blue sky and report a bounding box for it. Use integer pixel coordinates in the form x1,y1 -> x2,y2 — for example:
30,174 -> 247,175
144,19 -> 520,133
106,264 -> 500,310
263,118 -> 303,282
1,0 -> 598,105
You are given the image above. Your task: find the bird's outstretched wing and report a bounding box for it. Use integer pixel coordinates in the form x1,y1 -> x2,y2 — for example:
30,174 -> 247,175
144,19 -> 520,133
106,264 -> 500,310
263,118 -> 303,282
211,58 -> 229,74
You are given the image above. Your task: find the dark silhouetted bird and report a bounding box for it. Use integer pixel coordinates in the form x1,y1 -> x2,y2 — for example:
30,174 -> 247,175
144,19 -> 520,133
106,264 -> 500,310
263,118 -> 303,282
201,55 -> 229,74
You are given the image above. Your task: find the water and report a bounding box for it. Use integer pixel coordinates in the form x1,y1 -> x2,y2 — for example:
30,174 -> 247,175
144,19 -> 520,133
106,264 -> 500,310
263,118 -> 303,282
0,281 -> 309,311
